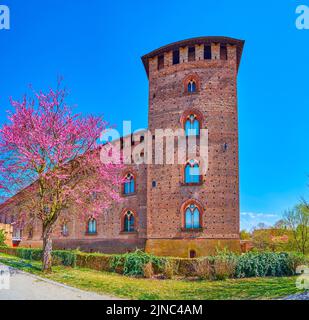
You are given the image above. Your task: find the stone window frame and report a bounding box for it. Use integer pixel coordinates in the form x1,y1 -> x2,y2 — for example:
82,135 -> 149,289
120,209 -> 138,234
182,159 -> 203,186
86,217 -> 97,236
180,108 -> 204,136
121,170 -> 137,197
183,74 -> 201,95
180,199 -> 204,232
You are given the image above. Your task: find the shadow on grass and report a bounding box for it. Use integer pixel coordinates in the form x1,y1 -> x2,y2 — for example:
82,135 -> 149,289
0,257 -> 41,272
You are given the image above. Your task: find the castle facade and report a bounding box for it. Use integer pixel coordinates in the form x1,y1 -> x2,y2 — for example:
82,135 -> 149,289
0,37 -> 244,258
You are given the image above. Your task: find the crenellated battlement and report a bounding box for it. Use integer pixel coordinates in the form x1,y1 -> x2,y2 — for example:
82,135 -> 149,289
142,36 -> 244,78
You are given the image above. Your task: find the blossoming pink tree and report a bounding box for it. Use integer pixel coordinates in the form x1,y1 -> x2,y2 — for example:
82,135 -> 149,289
0,84 -> 122,272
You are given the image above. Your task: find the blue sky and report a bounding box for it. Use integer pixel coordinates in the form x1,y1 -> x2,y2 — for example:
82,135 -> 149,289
1,0 -> 309,230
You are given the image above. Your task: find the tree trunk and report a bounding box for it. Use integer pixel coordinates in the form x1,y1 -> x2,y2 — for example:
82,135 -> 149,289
42,225 -> 53,273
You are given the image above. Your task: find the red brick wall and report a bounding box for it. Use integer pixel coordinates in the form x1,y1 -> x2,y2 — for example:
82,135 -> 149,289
0,163 -> 148,252
0,38 -> 243,257
146,43 -> 240,245
49,163 -> 148,251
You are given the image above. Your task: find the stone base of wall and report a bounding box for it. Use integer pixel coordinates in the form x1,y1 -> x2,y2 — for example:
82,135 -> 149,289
19,240 -> 43,248
52,238 -> 146,254
145,239 -> 241,258
17,238 -> 241,258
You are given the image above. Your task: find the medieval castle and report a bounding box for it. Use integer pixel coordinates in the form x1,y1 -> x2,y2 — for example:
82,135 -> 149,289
0,36 -> 244,258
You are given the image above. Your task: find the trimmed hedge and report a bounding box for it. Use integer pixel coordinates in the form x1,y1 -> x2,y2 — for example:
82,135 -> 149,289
110,250 -> 166,276
76,252 -> 114,272
0,246 -> 76,267
0,246 -> 307,279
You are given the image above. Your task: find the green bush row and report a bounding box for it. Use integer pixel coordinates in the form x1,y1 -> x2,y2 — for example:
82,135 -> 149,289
0,247 -> 307,279
234,251 -> 307,278
109,250 -> 166,276
77,250 -> 307,280
75,250 -> 165,276
0,246 -> 76,267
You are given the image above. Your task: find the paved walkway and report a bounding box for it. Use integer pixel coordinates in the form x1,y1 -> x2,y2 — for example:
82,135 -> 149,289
0,263 -> 120,300
281,292 -> 309,300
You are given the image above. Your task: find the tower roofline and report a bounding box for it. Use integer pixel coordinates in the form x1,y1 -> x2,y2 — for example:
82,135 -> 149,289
141,36 -> 245,77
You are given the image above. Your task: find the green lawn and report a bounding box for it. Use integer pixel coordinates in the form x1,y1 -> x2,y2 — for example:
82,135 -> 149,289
0,253 -> 303,300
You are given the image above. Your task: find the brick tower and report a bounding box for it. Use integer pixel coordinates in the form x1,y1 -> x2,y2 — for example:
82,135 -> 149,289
142,37 -> 245,258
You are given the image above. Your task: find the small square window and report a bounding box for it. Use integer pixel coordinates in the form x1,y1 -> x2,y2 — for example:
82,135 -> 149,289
188,47 -> 195,62
152,181 -> 157,188
158,55 -> 164,70
220,45 -> 227,60
173,50 -> 180,65
204,45 -> 211,60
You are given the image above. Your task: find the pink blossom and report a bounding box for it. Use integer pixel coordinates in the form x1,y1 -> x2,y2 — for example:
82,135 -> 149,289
0,82 -> 123,224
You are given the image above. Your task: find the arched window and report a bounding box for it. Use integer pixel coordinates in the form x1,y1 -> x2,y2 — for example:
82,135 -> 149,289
123,173 -> 135,195
27,226 -> 33,239
87,218 -> 97,234
185,114 -> 200,136
183,74 -> 200,95
187,80 -> 196,93
123,211 -> 135,232
62,223 -> 69,237
185,160 -> 200,184
185,204 -> 201,229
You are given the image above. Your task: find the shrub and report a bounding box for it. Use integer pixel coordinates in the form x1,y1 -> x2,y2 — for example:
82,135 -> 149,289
16,248 -> 43,261
110,250 -> 165,277
213,257 -> 237,280
163,260 -> 178,279
169,258 -> 193,277
0,247 -> 16,256
76,252 -> 113,272
52,250 -> 76,267
0,230 -> 7,247
194,258 -> 213,280
143,262 -> 154,278
1,246 -> 306,280
211,249 -> 238,280
0,247 -> 76,267
109,254 -> 125,274
235,252 -> 297,278
286,252 -> 308,272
